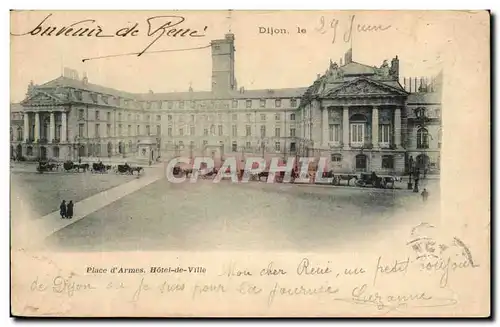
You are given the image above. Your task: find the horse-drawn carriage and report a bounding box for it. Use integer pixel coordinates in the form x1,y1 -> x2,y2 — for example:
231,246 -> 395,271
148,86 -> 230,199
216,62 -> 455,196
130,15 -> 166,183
115,164 -> 144,175
91,162 -> 112,173
355,172 -> 402,189
63,161 -> 89,172
36,160 -> 59,173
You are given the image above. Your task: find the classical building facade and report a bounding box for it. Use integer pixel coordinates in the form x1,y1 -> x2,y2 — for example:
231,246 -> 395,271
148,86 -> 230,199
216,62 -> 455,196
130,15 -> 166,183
10,33 -> 441,174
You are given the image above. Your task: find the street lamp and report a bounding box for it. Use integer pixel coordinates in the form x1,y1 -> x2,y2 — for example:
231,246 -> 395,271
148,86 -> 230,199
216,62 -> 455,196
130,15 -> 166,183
73,136 -> 82,162
260,137 -> 268,158
412,107 -> 432,193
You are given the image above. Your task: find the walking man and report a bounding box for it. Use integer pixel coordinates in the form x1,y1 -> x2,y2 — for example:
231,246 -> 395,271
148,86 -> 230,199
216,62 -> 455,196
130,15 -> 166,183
421,188 -> 429,202
60,200 -> 67,219
66,200 -> 74,219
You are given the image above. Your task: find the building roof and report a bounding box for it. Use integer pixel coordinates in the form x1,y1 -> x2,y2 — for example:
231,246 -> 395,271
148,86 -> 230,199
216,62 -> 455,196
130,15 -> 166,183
341,61 -> 378,76
11,103 -> 23,113
37,75 -> 306,102
407,92 -> 442,105
39,76 -> 137,99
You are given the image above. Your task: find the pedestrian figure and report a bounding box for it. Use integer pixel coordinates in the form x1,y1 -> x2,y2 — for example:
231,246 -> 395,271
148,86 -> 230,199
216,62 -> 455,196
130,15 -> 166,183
421,188 -> 429,202
66,200 -> 74,219
60,200 -> 67,219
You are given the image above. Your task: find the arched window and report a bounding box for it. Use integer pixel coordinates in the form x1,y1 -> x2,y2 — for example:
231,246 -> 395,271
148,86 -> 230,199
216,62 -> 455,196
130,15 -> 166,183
27,146 -> 33,156
417,128 -> 429,149
17,127 -> 23,141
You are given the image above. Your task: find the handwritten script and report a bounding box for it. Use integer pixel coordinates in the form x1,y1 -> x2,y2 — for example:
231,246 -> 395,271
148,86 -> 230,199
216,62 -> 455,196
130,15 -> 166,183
11,13 -> 209,60
315,14 -> 392,44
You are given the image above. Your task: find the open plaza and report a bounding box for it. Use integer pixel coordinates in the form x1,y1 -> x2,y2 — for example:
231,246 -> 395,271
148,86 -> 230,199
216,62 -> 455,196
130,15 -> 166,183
11,161 -> 439,252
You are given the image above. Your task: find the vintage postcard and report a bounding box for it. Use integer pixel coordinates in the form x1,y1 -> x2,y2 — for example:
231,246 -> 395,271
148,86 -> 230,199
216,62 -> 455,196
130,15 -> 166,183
10,10 -> 490,317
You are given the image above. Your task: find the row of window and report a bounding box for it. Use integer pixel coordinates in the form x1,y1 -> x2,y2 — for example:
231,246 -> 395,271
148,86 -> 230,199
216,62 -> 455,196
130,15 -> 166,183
73,90 -> 299,110
326,124 -> 434,149
330,154 -> 395,169
167,113 -> 296,122
170,140 -> 297,153
327,124 -> 392,144
79,124 -> 162,138
79,110 -> 163,123
78,110 -> 298,123
164,125 -> 297,138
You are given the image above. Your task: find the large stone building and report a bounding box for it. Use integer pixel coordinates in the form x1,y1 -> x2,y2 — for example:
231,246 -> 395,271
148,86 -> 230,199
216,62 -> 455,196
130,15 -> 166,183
10,33 -> 441,174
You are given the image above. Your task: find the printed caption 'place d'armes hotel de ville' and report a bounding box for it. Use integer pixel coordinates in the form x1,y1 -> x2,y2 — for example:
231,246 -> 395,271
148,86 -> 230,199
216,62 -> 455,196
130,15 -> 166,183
10,33 -> 442,175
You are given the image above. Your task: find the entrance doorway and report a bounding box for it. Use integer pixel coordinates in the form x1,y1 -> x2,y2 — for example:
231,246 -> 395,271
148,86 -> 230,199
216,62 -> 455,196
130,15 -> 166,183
40,146 -> 47,160
416,154 -> 429,169
355,154 -> 367,172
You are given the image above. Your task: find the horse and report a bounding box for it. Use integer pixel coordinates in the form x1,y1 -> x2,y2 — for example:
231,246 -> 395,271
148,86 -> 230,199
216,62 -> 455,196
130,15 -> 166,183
202,168 -> 219,179
74,163 -> 89,172
335,174 -> 358,186
92,162 -> 109,173
62,161 -> 87,172
129,167 -> 144,175
116,164 -> 131,174
256,171 -> 269,182
181,168 -> 194,178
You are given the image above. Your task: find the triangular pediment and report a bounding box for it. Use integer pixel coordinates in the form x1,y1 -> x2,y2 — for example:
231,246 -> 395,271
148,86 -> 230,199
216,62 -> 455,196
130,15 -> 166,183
325,78 -> 408,97
21,90 -> 64,106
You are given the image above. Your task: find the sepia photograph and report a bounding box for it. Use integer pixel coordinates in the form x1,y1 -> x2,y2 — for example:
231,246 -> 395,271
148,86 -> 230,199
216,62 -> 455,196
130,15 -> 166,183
9,9 -> 490,317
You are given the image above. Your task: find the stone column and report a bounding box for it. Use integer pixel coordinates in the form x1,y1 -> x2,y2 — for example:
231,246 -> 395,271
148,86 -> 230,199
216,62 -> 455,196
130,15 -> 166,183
322,107 -> 329,146
61,112 -> 67,143
395,108 -> 402,148
23,112 -> 29,141
342,106 -> 350,150
49,112 -> 55,143
34,112 -> 40,141
372,107 -> 379,149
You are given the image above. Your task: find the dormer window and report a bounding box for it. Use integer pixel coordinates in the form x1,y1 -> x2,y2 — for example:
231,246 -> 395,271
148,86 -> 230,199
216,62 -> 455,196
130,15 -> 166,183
90,93 -> 98,103
415,107 -> 426,118
74,91 -> 82,101
101,95 -> 108,104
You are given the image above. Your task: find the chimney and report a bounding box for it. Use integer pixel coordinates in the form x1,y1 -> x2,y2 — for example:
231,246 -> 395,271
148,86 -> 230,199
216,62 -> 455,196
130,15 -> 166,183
344,48 -> 353,65
390,56 -> 399,79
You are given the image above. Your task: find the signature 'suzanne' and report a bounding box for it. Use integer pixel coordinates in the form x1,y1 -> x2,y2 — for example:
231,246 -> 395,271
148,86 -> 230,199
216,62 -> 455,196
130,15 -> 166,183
11,13 -> 209,58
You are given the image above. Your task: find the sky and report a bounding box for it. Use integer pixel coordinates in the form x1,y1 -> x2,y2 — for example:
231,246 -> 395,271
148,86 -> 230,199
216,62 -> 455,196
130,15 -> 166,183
9,10 -> 462,102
